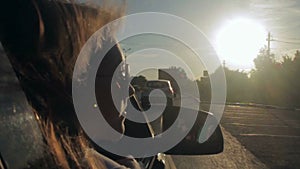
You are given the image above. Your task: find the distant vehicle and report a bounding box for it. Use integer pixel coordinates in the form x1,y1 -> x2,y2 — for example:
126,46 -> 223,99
141,80 -> 175,108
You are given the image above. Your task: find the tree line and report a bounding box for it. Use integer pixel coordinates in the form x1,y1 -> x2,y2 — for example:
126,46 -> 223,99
198,47 -> 300,108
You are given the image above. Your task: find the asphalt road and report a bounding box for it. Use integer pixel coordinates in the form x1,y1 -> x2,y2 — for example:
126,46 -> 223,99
171,104 -> 300,169
1,93 -> 299,168
221,105 -> 300,169
171,126 -> 267,169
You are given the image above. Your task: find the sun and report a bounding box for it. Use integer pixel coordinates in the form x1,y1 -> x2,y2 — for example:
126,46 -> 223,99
216,18 -> 267,70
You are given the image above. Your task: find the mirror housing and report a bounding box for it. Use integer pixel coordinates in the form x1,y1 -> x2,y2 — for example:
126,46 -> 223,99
125,105 -> 224,155
163,105 -> 223,155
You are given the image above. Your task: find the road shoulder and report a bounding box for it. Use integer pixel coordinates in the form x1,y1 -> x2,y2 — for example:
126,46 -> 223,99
171,126 -> 268,169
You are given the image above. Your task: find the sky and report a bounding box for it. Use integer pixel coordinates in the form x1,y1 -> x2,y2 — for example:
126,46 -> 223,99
121,34 -> 206,80
121,0 -> 300,75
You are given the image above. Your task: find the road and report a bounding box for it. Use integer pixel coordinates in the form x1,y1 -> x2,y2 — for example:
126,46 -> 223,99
171,104 -> 300,169
1,92 -> 299,168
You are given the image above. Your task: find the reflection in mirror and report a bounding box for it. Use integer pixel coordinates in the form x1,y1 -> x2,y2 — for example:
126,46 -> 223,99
162,106 -> 224,155
124,100 -> 224,155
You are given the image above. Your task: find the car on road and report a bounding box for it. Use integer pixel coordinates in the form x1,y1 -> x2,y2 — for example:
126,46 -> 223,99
141,80 -> 175,108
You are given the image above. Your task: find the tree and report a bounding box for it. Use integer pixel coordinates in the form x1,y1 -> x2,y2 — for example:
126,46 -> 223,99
224,67 -> 251,102
279,50 -> 300,107
251,47 -> 282,105
168,66 -> 188,80
253,47 -> 276,71
250,48 -> 300,107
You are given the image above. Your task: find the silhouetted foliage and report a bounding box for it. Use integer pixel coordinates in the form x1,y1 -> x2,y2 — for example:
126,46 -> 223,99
224,68 -> 251,102
250,48 -> 300,107
159,67 -> 198,97
131,75 -> 147,88
197,48 -> 300,108
168,66 -> 188,80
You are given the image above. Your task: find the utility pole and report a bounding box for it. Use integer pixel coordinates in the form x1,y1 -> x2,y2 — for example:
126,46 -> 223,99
222,60 -> 226,68
266,32 -> 271,56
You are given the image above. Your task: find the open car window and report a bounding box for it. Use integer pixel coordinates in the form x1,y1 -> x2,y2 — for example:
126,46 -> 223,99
0,43 -> 53,169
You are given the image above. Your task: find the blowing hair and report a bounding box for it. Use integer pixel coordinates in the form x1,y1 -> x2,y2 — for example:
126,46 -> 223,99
1,0 -> 125,168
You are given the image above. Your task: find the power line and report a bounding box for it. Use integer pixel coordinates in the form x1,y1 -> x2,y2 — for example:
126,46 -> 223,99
272,39 -> 300,45
271,47 -> 299,50
276,37 -> 300,41
266,32 -> 300,56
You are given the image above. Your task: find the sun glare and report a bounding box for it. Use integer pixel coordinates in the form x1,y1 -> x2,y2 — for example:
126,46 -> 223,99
216,18 -> 267,69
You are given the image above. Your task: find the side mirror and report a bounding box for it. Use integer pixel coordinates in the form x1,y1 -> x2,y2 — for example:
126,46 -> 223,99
125,105 -> 224,155
163,106 -> 224,155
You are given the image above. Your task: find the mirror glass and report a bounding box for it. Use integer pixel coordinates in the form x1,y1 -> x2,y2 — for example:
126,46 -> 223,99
125,103 -> 224,155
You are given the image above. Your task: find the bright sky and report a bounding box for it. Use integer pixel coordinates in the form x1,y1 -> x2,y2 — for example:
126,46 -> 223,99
122,0 -> 300,73
120,34 -> 207,80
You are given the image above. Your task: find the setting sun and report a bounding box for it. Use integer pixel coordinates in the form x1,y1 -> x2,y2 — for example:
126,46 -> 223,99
216,18 -> 267,69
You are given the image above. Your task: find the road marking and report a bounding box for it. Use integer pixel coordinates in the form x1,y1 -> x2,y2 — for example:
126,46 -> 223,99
225,123 -> 289,128
223,116 -> 278,120
225,112 -> 268,115
227,105 -> 242,108
240,133 -> 300,138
